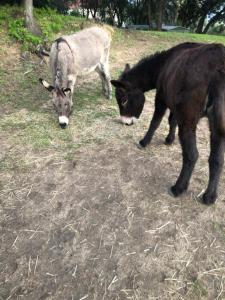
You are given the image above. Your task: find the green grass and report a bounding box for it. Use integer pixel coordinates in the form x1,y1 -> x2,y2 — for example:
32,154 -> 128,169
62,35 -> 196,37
0,60 -> 116,172
0,153 -> 30,172
188,278 -> 208,299
0,68 -> 5,84
147,30 -> 225,45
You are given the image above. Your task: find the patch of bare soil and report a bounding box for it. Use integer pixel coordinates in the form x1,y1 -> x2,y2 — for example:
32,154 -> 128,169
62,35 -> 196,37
2,100 -> 225,300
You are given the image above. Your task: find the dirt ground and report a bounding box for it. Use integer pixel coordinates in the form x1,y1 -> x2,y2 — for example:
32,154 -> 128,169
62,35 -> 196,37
1,30 -> 225,300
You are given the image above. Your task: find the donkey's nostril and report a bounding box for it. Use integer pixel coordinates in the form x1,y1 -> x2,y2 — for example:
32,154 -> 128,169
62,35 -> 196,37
60,123 -> 67,129
58,116 -> 69,128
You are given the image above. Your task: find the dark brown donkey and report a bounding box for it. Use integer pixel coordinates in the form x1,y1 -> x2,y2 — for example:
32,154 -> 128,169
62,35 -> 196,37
111,43 -> 225,205
111,42 -> 203,145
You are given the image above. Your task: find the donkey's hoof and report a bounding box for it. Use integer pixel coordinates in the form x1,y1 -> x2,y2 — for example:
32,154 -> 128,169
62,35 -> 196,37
202,192 -> 217,205
137,142 -> 145,150
170,185 -> 186,197
139,139 -> 147,148
164,135 -> 174,145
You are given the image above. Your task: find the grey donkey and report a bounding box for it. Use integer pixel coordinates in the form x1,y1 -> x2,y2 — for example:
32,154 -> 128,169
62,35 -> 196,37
39,26 -> 112,128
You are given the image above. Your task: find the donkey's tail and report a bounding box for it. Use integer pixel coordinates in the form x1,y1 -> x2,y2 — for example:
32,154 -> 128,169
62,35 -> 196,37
210,70 -> 225,136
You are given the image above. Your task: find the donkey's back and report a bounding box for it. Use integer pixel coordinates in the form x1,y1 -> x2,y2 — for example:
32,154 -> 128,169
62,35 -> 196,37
55,27 -> 111,75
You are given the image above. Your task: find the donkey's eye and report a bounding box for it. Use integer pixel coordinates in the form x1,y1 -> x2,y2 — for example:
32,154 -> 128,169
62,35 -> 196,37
121,97 -> 128,106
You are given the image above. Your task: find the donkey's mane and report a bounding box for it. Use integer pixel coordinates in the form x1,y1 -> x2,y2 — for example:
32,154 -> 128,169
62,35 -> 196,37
121,50 -> 167,81
133,50 -> 167,70
120,42 -> 204,91
120,49 -> 172,90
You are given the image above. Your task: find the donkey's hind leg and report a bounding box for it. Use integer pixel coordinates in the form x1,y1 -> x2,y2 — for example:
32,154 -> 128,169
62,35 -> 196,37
165,112 -> 177,145
139,92 -> 167,147
96,65 -> 107,96
171,125 -> 198,197
104,63 -> 112,100
103,46 -> 112,99
97,45 -> 112,100
96,64 -> 112,99
202,120 -> 225,205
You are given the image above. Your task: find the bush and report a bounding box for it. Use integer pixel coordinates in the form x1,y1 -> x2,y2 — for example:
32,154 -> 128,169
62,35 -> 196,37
209,24 -> 225,35
8,19 -> 42,47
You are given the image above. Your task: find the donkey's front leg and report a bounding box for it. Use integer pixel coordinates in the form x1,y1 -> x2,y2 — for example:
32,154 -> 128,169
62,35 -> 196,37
139,95 -> 167,147
171,126 -> 198,197
202,128 -> 225,205
165,112 -> 177,145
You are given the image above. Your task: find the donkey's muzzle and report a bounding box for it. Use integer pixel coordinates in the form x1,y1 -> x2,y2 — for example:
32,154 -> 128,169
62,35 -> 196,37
121,116 -> 138,126
60,123 -> 67,129
59,116 -> 69,129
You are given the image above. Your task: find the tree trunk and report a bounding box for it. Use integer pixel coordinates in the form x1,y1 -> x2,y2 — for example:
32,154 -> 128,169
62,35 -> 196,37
81,0 -> 85,17
195,14 -> 207,33
174,3 -> 179,24
108,5 -> 115,26
24,0 -> 41,35
25,0 -> 35,31
147,0 -> 152,30
90,7 -> 98,18
157,0 -> 164,31
203,10 -> 225,33
203,18 -> 215,33
115,7 -> 123,28
86,8 -> 89,19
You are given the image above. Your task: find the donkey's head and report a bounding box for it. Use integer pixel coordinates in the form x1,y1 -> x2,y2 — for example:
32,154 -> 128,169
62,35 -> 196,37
111,64 -> 145,125
39,79 -> 72,129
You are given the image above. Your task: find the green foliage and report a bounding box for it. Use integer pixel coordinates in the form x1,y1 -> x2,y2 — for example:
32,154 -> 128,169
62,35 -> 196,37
179,0 -> 225,33
69,10 -> 83,17
0,5 -> 13,26
209,23 -> 225,35
0,5 -> 84,51
0,6 -> 38,49
35,7 -> 65,39
8,18 -> 42,47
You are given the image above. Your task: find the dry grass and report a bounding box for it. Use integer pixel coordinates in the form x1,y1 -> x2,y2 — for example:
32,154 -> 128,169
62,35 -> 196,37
1,28 -> 225,300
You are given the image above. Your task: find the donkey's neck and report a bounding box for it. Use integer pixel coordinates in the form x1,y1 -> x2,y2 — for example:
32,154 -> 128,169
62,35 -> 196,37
54,38 -> 72,88
121,51 -> 169,92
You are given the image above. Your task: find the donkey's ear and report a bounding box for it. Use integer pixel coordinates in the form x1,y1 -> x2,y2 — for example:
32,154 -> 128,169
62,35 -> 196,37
124,64 -> 131,73
62,87 -> 71,96
39,78 -> 54,92
111,80 -> 126,89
